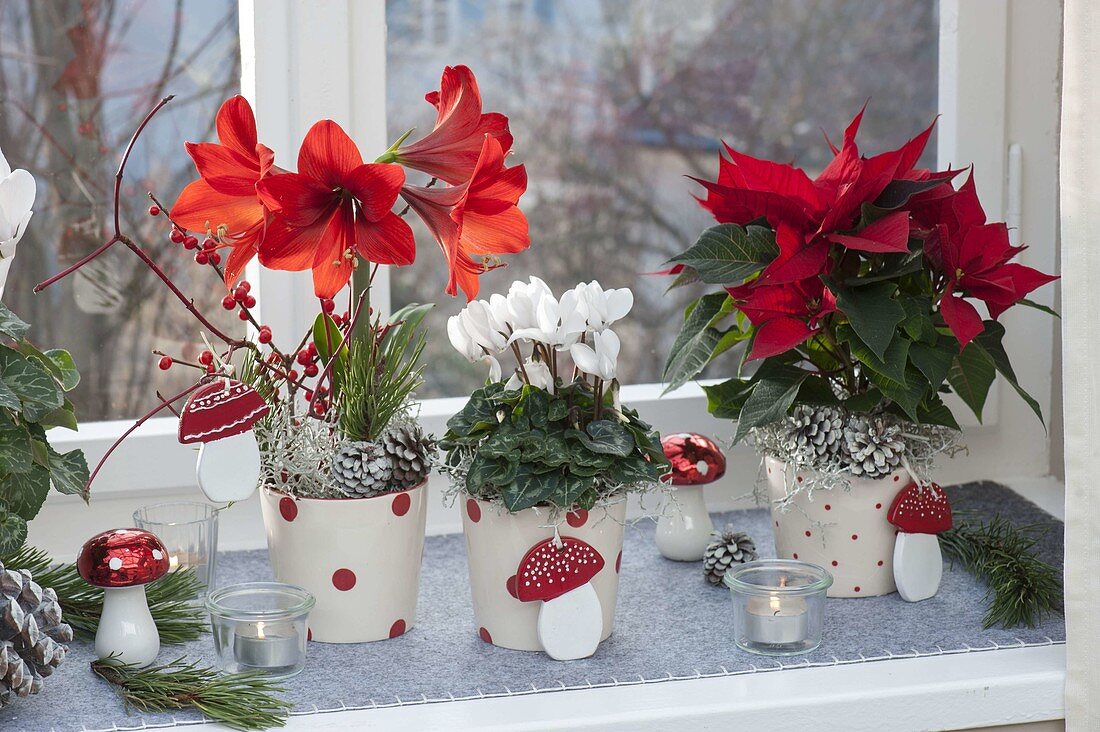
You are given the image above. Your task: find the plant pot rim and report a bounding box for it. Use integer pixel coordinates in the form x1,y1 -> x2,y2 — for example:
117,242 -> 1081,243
264,479 -> 427,503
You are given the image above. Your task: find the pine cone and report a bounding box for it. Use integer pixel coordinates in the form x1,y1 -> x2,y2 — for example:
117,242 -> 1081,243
330,441 -> 393,497
0,561 -> 72,708
784,405 -> 846,461
702,527 -> 757,586
843,415 -> 905,478
381,424 -> 435,491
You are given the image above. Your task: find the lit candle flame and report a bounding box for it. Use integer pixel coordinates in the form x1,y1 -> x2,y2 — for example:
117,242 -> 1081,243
256,621 -> 266,640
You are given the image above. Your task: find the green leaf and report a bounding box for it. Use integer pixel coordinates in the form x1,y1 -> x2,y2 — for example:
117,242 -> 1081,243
0,303 -> 29,341
0,463 -> 51,519
733,366 -> 808,444
844,252 -> 924,287
972,321 -> 1045,425
703,378 -> 755,420
825,280 -> 906,361
873,178 -> 948,210
898,295 -> 938,345
662,292 -> 731,391
837,326 -> 909,385
502,466 -> 563,511
842,388 -> 885,413
0,349 -> 64,421
668,224 -> 778,285
43,350 -> 80,391
1017,298 -> 1059,319
312,313 -> 347,374
909,339 -> 956,391
0,378 -> 19,412
0,509 -> 28,554
547,398 -> 568,422
0,427 -> 34,475
917,396 -> 961,430
665,266 -> 702,291
45,446 -> 89,496
37,399 -> 79,431
794,376 -> 842,406
573,420 -> 635,458
870,364 -> 930,422
947,343 -> 997,423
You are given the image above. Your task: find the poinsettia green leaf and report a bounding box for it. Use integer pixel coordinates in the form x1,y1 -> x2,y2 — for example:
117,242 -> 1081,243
870,364 -> 930,422
837,325 -> 909,385
1016,298 -> 1060,319
665,266 -> 702,291
663,292 -> 732,392
0,303 -> 29,341
972,321 -> 1045,426
703,378 -> 755,419
947,343 -> 997,423
0,463 -> 51,519
668,224 -> 778,285
733,366 -> 808,444
842,388 -> 885,414
824,279 -> 905,361
845,252 -> 924,288
909,339 -> 956,391
873,177 -> 948,210
794,376 -> 841,406
916,395 -> 961,430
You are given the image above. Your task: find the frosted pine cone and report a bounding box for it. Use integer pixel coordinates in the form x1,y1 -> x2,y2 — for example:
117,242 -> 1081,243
702,527 -> 757,586
784,405 -> 846,461
1,561 -> 72,708
844,416 -> 905,478
381,424 -> 435,490
330,441 -> 393,497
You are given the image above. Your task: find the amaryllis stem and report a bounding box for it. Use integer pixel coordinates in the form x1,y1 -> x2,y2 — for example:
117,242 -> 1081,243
83,380 -> 202,499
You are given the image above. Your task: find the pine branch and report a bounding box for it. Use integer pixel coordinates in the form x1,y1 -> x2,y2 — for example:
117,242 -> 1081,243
92,657 -> 291,731
939,514 -> 1063,629
1,545 -> 206,643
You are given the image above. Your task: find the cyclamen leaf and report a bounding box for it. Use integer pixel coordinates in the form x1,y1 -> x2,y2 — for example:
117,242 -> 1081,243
575,420 -> 635,457
0,511 -> 28,554
0,349 -> 64,420
662,292 -> 731,392
0,464 -> 51,520
46,446 -> 90,497
0,303 -> 29,341
668,224 -> 778,285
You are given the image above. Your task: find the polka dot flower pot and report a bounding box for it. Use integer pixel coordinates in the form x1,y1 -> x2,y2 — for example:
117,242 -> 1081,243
461,494 -> 626,652
258,482 -> 427,643
765,455 -> 911,598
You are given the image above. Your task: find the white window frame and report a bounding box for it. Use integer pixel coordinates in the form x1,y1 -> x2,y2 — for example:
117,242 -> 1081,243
36,0 -> 1062,554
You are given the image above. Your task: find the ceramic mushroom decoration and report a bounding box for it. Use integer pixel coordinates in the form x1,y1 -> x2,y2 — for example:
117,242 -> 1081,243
656,433 -> 726,561
77,528 -> 170,666
178,379 -> 270,503
516,537 -> 605,661
887,482 -> 953,602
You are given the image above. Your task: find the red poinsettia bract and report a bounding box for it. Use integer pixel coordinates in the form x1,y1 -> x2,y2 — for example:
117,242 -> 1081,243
727,276 -> 837,361
171,96 -> 277,287
254,120 -> 415,299
400,135 -> 529,300
394,65 -> 514,185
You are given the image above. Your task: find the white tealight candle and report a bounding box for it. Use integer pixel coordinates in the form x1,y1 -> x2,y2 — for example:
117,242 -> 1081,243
232,621 -> 301,669
744,593 -> 809,645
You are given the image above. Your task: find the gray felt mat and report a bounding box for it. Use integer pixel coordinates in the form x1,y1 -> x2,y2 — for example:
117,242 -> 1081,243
3,482 -> 1066,731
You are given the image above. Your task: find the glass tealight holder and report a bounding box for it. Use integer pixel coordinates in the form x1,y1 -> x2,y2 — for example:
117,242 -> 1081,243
133,501 -> 219,599
206,582 -> 314,679
725,559 -> 832,656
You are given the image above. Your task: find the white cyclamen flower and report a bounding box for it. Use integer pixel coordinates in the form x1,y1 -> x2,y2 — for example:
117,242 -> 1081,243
570,328 -> 621,382
505,357 -> 555,394
503,276 -> 553,331
448,299 -> 507,356
574,280 -> 633,330
509,289 -> 587,349
0,148 -> 36,300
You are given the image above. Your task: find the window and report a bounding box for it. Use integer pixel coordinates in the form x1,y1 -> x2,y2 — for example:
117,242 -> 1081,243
0,0 -> 241,421
387,0 -> 940,397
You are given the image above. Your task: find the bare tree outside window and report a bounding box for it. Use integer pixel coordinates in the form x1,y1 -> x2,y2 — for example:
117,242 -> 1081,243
387,0 -> 939,397
0,0 -> 240,421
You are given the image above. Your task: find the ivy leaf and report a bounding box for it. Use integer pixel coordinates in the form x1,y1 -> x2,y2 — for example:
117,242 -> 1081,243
909,339 -> 956,391
668,224 -> 778,285
662,292 -> 731,392
733,366 -> 808,444
0,303 -> 29,341
972,321 -> 1045,426
37,399 -> 79,431
43,349 -> 80,391
0,379 -> 19,412
0,427 -> 34,475
824,279 -> 905,361
947,343 -> 997,423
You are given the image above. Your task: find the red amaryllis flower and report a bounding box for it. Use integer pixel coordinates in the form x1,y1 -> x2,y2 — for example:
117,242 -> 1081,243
254,120 -> 415,299
726,276 -> 837,361
400,135 -> 529,300
918,174 -> 1058,346
392,65 -> 513,185
171,96 -> 277,287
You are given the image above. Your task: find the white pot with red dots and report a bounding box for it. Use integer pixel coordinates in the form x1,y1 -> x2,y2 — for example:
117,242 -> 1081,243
258,482 -> 427,643
765,455 -> 912,598
460,494 -> 627,652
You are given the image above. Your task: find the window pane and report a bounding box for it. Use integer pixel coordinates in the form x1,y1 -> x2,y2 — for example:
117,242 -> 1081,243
0,0 -> 240,420
387,0 -> 939,397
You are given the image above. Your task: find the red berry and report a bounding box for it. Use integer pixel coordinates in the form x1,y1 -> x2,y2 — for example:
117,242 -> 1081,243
304,363 -> 319,377
194,251 -> 209,265
320,298 -> 335,314
288,369 -> 299,381
209,252 -> 221,266
307,342 -> 317,355
148,205 -> 160,216
257,327 -> 272,344
238,309 -> 250,321
296,351 -> 312,366
183,235 -> 199,249
169,229 -> 184,243
238,280 -> 251,293
244,294 -> 257,308
206,363 -> 216,374
198,351 -> 214,366
221,295 -> 236,310
202,238 -> 216,250
304,390 -> 314,401
234,286 -> 247,302
157,356 -> 173,370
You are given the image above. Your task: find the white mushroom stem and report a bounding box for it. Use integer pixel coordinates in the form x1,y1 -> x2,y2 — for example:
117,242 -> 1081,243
196,431 -> 262,503
655,485 -> 715,561
892,532 -> 944,603
95,585 -> 160,667
537,583 -> 602,661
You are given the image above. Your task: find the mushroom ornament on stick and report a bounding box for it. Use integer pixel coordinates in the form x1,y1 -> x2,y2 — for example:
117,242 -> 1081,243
656,434 -> 725,561
887,482 -> 953,602
178,379 -> 270,503
516,537 -> 605,661
77,529 -> 170,667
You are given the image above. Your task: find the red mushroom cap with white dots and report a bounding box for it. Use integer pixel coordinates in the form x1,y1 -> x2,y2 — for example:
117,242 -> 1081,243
77,528 -> 171,588
661,433 -> 726,486
887,482 -> 953,534
516,537 -> 605,603
178,379 -> 270,444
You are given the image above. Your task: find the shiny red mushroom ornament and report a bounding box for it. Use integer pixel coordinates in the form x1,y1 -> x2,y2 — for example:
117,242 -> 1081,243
887,482 -> 953,602
656,433 -> 726,561
516,537 -> 605,660
178,379 -> 269,502
77,528 -> 170,666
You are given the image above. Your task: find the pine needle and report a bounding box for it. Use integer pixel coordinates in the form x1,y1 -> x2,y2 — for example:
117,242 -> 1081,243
940,514 -> 1063,629
92,657 -> 292,731
1,544 -> 206,643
